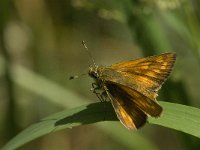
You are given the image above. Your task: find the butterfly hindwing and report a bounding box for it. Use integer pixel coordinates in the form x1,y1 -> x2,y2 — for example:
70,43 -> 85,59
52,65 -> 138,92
107,83 -> 148,129
118,84 -> 163,117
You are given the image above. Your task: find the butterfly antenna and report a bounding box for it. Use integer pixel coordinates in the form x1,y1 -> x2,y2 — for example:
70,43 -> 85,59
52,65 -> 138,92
82,40 -> 96,67
69,73 -> 87,80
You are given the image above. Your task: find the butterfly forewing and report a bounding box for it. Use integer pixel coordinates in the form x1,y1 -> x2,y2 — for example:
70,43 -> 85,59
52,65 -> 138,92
110,53 -> 176,93
101,53 -> 176,100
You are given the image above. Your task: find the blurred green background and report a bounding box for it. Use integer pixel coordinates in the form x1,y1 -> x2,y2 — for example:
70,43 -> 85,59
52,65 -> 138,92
1,0 -> 200,149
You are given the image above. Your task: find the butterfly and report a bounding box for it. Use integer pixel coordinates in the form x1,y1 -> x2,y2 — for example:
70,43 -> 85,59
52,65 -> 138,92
88,52 -> 176,130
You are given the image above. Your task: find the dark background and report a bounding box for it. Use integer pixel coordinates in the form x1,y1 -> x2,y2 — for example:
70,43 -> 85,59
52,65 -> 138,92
1,0 -> 200,149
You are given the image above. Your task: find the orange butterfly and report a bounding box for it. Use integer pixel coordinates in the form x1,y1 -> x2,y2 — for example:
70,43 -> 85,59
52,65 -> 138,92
88,50 -> 176,129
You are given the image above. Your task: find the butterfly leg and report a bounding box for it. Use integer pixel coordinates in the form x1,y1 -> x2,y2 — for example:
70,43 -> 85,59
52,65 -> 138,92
91,83 -> 105,102
92,82 -> 99,89
101,85 -> 111,121
99,91 -> 110,102
95,92 -> 104,102
103,85 -> 112,101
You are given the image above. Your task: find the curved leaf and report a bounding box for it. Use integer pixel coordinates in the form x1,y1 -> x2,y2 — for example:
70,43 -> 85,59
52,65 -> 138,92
2,101 -> 200,150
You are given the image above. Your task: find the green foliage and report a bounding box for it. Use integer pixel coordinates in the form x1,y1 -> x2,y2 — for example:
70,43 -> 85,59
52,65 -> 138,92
3,101 -> 200,150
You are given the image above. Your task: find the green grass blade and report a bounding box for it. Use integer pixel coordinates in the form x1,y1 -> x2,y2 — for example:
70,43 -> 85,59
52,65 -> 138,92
2,101 -> 200,150
149,102 -> 200,137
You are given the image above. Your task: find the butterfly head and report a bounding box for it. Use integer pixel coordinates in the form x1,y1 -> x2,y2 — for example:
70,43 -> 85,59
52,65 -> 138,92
88,65 -> 99,79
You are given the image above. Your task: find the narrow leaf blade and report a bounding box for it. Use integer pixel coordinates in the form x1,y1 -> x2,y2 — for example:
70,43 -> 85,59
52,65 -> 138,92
2,101 -> 200,150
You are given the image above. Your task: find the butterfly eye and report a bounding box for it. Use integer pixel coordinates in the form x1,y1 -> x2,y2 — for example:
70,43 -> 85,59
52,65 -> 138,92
88,67 -> 98,79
